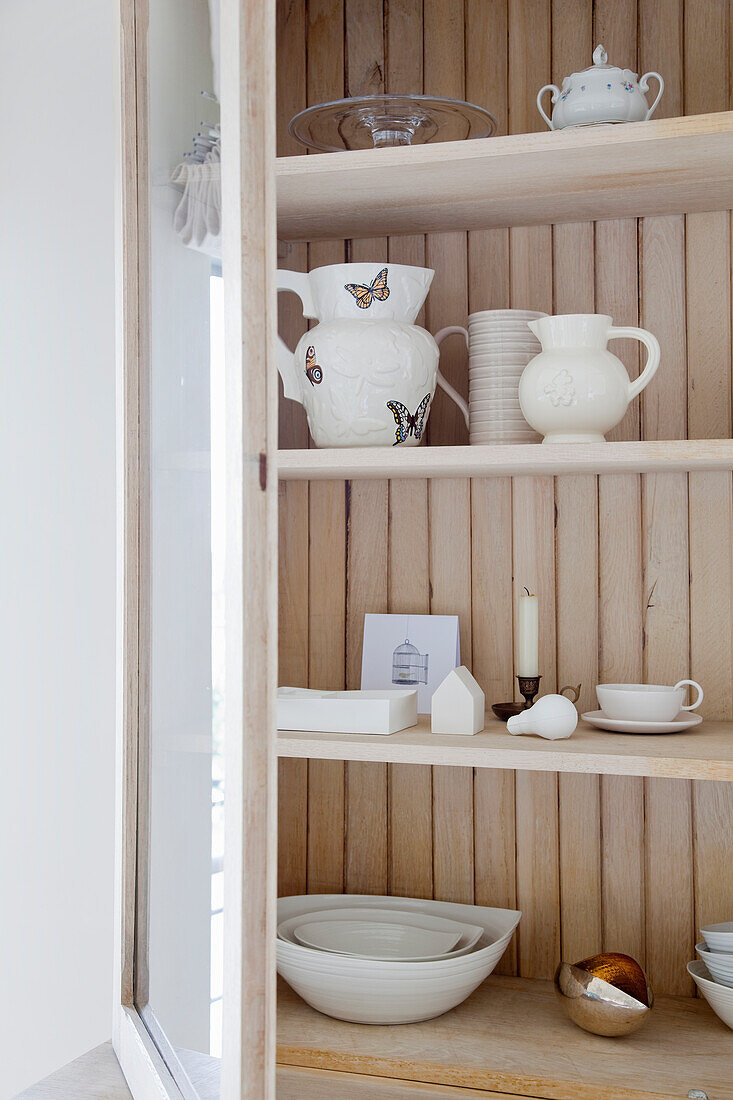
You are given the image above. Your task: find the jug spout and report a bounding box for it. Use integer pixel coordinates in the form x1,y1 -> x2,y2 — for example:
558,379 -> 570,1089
529,313 -> 613,350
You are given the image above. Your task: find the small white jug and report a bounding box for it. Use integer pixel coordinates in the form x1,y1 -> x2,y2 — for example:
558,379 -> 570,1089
518,314 -> 660,443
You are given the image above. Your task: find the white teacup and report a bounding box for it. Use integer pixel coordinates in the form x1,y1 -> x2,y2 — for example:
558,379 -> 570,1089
596,680 -> 703,723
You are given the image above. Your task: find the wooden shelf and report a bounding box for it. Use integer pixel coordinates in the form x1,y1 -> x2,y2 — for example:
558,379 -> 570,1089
277,975 -> 733,1100
277,111 -> 733,240
277,439 -> 733,481
277,716 -> 733,781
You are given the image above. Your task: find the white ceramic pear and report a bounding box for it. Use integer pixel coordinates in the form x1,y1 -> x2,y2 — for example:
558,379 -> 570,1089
506,694 -> 578,740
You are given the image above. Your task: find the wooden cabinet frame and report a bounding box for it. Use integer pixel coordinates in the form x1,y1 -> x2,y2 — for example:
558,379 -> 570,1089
113,0 -> 278,1096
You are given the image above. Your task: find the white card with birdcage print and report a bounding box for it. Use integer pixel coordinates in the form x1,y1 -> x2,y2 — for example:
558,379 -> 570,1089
361,613 -> 461,714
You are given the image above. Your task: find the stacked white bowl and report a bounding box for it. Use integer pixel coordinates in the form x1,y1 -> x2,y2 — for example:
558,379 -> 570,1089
276,893 -> 521,1024
467,310 -> 545,445
688,921 -> 733,1028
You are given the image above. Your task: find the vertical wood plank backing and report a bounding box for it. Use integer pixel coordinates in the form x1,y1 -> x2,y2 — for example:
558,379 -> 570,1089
307,482 -> 347,894
508,0 -> 556,980
301,0 -> 348,900
277,484 -> 309,897
276,0 -> 309,901
272,0 -> 733,997
593,0 -> 645,955
429,478 -> 474,905
345,479 -> 389,895
466,0 -> 516,970
550,0 -> 602,964
512,477 -> 558,979
640,0 -> 693,997
684,6 -> 733,980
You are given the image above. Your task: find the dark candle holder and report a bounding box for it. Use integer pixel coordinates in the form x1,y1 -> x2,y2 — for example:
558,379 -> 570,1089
517,675 -> 542,709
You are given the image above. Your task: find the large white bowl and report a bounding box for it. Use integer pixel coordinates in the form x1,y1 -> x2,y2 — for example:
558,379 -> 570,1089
696,943 -> 733,987
276,894 -> 521,1024
688,961 -> 733,1028
701,922 -> 733,953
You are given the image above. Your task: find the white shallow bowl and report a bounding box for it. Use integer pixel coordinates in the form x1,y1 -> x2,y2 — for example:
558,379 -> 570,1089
279,908 -> 486,959
696,942 -> 733,986
281,906 -> 482,960
295,918 -> 461,960
688,961 -> 733,1028
701,922 -> 733,953
276,894 -> 521,1024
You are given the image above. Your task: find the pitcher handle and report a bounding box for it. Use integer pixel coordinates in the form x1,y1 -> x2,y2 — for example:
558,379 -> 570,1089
434,326 -> 470,430
536,84 -> 560,130
639,71 -> 664,120
608,325 -> 661,402
674,679 -> 704,712
276,270 -> 315,402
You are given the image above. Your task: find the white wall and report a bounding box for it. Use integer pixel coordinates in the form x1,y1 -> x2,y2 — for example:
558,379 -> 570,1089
0,2 -> 116,1096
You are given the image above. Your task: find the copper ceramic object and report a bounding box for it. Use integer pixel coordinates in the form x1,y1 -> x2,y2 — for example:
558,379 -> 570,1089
554,952 -> 653,1037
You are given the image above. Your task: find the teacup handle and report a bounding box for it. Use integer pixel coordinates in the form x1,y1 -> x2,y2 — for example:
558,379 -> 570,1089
639,71 -> 664,120
536,84 -> 561,130
607,325 -> 661,402
674,679 -> 704,711
434,326 -> 470,430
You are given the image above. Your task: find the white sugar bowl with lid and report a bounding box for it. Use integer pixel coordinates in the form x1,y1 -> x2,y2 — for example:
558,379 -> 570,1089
537,45 -> 664,130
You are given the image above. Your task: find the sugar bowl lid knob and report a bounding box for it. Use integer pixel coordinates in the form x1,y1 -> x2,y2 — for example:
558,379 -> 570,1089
593,44 -> 609,66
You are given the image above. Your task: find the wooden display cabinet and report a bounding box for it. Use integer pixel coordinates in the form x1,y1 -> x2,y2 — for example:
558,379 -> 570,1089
115,0 -> 733,1097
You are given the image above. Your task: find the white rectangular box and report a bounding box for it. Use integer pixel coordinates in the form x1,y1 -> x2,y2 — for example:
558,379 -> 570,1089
277,687 -> 418,735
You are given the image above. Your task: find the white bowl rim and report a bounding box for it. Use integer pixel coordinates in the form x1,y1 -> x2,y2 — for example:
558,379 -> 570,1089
276,928 -> 514,972
597,682 -> 685,694
688,959 -> 733,995
701,921 -> 733,934
276,894 -> 521,970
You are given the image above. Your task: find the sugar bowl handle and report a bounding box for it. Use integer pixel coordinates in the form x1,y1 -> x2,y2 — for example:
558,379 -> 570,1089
559,683 -> 581,704
536,84 -> 561,130
608,325 -> 661,402
639,71 -> 664,120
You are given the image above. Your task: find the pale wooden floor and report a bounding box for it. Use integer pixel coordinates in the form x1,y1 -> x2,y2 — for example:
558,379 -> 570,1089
16,1041 -> 525,1098
15,1043 -> 131,1099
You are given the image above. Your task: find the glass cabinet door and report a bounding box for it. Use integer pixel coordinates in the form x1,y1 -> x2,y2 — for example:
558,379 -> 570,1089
115,1 -> 277,1097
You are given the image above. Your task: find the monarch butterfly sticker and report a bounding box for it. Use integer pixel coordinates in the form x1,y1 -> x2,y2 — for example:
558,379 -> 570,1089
387,394 -> 431,445
344,267 -> 390,309
304,345 -> 323,385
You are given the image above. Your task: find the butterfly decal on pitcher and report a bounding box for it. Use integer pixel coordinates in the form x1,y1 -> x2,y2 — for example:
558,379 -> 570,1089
387,394 -> 431,445
344,267 -> 390,310
304,345 -> 323,386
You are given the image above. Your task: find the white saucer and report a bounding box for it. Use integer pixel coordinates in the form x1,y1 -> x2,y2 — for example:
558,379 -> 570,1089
582,710 -> 704,734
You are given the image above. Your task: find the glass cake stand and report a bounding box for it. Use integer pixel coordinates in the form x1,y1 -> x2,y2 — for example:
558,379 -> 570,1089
288,94 -> 497,152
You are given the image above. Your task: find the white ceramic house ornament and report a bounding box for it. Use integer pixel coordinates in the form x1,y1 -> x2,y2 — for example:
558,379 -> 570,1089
431,666 -> 485,735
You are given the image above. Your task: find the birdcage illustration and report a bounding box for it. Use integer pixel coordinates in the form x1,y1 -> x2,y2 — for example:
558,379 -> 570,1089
392,638 -> 429,685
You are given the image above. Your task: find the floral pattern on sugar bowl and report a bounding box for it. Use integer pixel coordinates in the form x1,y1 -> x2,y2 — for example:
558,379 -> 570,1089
537,45 -> 664,130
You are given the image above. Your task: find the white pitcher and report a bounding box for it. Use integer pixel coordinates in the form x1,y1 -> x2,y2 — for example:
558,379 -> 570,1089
518,314 -> 660,443
276,263 -> 467,448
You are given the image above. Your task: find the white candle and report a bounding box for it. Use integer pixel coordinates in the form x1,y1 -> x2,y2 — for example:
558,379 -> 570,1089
518,589 -> 539,677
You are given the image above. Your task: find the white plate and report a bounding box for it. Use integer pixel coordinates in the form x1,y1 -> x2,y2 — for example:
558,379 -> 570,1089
294,918 -> 462,960
279,906 -> 483,957
582,709 -> 704,734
